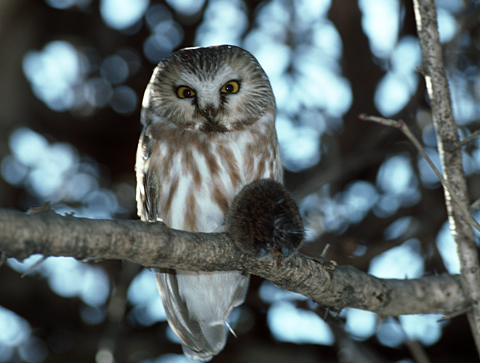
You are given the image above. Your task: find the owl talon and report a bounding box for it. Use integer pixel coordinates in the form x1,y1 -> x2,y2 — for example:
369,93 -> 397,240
256,246 -> 273,260
279,246 -> 295,258
272,247 -> 282,258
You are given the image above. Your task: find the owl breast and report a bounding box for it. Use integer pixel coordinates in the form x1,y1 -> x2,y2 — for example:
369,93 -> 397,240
147,113 -> 282,233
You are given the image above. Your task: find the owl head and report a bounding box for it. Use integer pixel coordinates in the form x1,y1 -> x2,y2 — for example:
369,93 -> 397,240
142,45 -> 276,133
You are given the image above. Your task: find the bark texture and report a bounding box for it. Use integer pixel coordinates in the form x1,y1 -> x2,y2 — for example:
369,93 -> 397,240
0,208 -> 468,317
413,0 -> 480,353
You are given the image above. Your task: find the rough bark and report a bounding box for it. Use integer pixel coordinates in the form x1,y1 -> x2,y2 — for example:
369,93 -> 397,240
0,208 -> 468,317
413,0 -> 480,354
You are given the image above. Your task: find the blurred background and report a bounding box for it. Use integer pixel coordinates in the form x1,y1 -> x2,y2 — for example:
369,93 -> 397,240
1,0 -> 480,362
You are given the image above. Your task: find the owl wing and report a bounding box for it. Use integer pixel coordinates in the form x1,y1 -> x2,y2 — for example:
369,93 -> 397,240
136,127 -> 214,355
135,127 -> 159,223
155,269 -> 207,352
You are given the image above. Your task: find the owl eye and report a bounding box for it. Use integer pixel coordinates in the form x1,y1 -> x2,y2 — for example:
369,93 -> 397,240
177,86 -> 196,99
221,81 -> 240,94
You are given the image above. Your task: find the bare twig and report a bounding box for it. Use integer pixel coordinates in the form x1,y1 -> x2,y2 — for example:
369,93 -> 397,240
320,243 -> 330,258
20,255 -> 47,278
413,0 -> 480,354
449,129 -> 480,150
471,198 -> 480,212
404,337 -> 431,363
359,114 -> 480,233
392,317 -> 431,363
438,305 -> 472,322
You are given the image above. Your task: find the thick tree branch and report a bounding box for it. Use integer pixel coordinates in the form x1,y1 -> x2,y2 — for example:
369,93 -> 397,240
0,208 -> 468,318
413,0 -> 480,353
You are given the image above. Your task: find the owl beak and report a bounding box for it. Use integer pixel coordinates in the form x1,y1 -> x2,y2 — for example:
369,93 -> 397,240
201,104 -> 218,124
199,104 -> 227,132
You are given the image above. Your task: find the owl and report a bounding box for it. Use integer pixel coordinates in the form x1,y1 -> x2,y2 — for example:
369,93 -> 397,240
135,45 -> 282,361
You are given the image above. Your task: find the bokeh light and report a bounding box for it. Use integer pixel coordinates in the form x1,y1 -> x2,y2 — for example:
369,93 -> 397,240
100,0 -> 149,30
2,0 -> 478,359
268,301 -> 335,345
127,269 -> 167,326
369,239 -> 424,279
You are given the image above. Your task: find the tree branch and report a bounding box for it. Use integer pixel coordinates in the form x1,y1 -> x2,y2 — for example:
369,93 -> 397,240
413,0 -> 480,353
0,208 -> 468,318
359,114 -> 480,232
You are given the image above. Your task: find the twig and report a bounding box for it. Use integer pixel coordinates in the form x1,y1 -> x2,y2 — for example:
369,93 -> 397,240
20,256 -> 47,278
392,317 -> 431,363
320,243 -> 330,258
438,305 -> 472,322
358,114 -> 480,233
471,198 -> 480,212
450,129 -> 480,150
404,337 -> 432,363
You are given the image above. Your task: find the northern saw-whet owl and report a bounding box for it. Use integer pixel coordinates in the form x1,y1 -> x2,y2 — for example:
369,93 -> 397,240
136,45 -> 300,361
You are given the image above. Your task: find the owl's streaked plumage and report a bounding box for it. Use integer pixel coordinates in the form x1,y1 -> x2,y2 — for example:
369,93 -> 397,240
136,45 -> 282,361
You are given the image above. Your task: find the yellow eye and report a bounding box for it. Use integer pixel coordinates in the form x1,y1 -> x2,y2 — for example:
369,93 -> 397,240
177,86 -> 196,99
221,81 -> 240,94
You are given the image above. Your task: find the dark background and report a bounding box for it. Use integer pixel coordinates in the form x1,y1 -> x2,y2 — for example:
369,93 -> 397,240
1,0 -> 480,362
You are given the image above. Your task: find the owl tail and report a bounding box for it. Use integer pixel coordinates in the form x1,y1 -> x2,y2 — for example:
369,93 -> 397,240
180,324 -> 226,362
155,269 -> 249,362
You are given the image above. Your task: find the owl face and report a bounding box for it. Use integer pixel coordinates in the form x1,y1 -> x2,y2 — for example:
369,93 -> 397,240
143,45 -> 276,133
